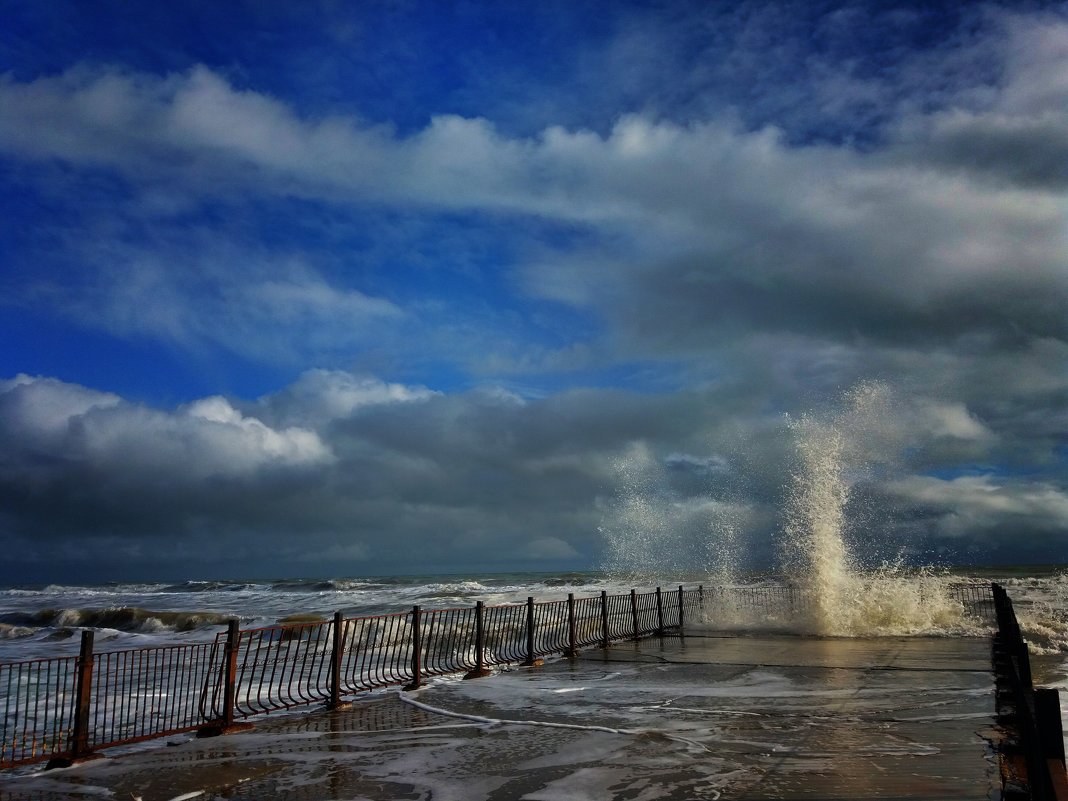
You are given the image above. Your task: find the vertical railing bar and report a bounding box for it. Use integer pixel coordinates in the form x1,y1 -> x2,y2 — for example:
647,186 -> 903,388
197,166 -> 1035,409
223,620 -> 240,724
566,594 -> 578,658
329,612 -> 345,708
655,587 -> 664,636
235,630 -> 253,718
600,590 -> 610,649
630,590 -> 639,640
406,605 -> 422,690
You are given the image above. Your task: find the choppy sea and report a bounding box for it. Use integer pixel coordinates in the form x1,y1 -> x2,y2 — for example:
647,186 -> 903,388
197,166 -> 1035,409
2,566 -> 1065,660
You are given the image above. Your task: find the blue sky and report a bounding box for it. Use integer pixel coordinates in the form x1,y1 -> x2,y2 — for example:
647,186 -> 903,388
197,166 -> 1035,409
1,1 -> 1067,581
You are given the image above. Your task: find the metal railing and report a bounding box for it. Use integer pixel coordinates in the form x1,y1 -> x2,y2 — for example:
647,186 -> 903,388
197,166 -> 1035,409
1,585 -> 697,770
697,580 -> 997,627
0,581 -> 1004,772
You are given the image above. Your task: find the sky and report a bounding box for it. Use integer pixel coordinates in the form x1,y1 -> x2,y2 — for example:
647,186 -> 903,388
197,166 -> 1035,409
1,0 -> 1066,582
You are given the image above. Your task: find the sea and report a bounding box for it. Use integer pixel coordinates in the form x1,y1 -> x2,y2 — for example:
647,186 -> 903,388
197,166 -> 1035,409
1,565 -> 1065,669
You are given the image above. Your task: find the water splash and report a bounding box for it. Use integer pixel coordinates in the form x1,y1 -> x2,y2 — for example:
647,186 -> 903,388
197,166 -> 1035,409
600,442 -> 742,584
782,383 -> 967,635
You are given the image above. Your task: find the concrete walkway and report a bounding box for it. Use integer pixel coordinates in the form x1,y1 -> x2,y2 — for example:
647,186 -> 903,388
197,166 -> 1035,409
1,631 -> 1000,801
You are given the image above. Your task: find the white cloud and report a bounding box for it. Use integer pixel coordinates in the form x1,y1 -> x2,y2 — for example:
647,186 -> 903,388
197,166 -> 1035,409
916,401 -> 993,442
0,376 -> 333,483
888,474 -> 1068,538
2,13 -> 1066,367
258,369 -> 438,427
0,373 -> 120,440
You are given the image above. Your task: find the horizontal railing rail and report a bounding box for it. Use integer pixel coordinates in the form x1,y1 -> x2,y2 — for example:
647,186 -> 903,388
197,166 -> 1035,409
1,585 -> 697,769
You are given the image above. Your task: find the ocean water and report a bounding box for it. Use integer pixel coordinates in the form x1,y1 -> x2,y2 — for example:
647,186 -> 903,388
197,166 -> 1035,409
1,566 -> 1065,678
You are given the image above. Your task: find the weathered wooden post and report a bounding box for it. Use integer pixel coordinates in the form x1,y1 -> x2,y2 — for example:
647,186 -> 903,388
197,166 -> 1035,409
699,584 -> 705,617
464,601 -> 491,679
565,593 -> 578,658
405,605 -> 422,690
328,612 -> 351,709
600,590 -> 610,648
678,585 -> 685,631
630,589 -> 640,639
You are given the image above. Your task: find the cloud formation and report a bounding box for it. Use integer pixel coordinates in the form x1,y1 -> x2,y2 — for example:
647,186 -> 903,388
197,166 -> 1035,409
0,3 -> 1066,578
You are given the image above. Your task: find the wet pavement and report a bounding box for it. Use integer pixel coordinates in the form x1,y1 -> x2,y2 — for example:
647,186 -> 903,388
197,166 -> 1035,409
1,631 -> 1000,800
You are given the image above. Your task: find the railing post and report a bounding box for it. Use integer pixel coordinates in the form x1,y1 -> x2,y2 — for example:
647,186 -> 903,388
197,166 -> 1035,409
630,589 -> 640,640
328,612 -> 351,709
464,601 -> 491,679
69,632 -> 95,760
678,585 -> 685,631
197,620 -> 252,738
655,587 -> 664,636
565,593 -> 578,658
699,584 -> 705,618
522,597 -> 543,667
47,630 -> 97,769
71,630 -> 94,759
222,619 -> 239,727
600,590 -> 610,649
405,605 -> 422,690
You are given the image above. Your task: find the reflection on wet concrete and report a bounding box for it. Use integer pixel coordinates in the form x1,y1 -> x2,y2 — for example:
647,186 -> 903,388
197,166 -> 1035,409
2,632 -> 1000,800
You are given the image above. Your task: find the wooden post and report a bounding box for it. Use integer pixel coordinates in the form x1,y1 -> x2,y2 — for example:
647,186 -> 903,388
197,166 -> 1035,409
630,589 -> 640,639
405,605 -> 422,690
565,593 -> 578,658
464,601 -> 491,679
600,590 -> 610,649
522,597 -> 542,667
699,584 -> 705,617
678,585 -> 685,631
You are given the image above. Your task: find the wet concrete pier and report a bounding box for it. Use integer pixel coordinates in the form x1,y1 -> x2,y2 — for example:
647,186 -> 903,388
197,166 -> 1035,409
3,630 -> 1003,800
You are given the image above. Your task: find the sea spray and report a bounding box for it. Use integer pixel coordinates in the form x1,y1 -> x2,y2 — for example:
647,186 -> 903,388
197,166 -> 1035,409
600,441 -> 743,583
782,383 -> 967,635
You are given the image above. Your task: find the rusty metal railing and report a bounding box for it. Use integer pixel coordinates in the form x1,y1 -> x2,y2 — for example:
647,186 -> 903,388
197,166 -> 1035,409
697,581 -> 997,627
1,585 -> 699,769
0,581 -> 1004,771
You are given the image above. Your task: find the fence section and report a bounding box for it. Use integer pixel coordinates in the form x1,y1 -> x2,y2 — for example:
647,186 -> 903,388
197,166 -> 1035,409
0,655 -> 77,766
697,581 -> 997,628
2,586 -> 697,769
1,581 -> 1002,771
